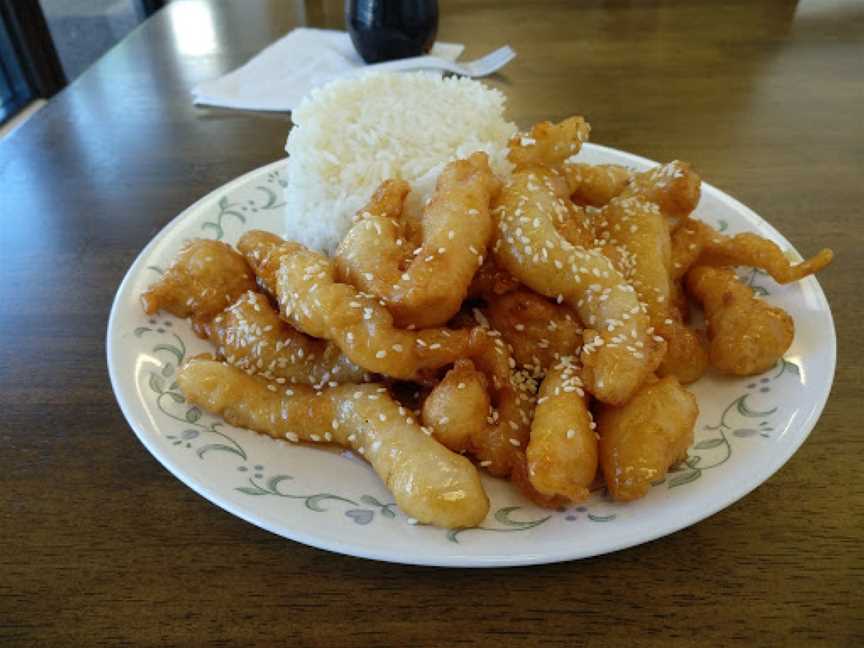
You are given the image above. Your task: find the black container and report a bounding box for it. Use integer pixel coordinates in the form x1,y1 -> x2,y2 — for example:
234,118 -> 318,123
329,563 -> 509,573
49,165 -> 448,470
346,0 -> 439,64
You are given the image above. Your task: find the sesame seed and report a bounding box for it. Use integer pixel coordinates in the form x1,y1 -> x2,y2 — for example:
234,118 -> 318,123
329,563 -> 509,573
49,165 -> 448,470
375,350 -> 387,359
285,432 -> 299,443
566,429 -> 576,439
378,413 -> 387,422
509,438 -> 520,447
310,434 -> 321,442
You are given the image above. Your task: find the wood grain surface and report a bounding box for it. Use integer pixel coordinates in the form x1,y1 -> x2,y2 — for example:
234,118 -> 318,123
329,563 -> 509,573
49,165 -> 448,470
1,1 -> 861,645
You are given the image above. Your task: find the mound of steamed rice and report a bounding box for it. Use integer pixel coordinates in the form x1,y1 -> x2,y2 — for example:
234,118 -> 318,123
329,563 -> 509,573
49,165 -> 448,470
282,72 -> 516,253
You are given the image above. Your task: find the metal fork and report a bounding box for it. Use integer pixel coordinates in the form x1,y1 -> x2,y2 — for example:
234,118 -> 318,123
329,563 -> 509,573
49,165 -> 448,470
361,45 -> 516,78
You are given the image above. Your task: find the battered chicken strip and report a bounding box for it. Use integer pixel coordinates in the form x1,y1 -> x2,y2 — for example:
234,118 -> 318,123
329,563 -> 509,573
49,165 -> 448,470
508,116 -> 591,170
554,201 -> 596,250
526,357 -> 597,504
422,359 -> 490,454
653,313 -> 710,385
483,289 -> 583,371
593,195 -> 672,326
236,229 -> 291,296
203,291 -> 366,386
276,242 -> 476,381
177,357 -> 489,529
562,160 -> 699,230
562,163 -> 633,207
598,376 -> 698,501
420,336 -> 555,507
335,153 -> 501,328
140,239 -> 256,331
619,160 -> 701,227
462,330 -> 535,478
493,166 -> 664,405
592,193 -> 708,384
686,266 -> 794,376
671,218 -> 833,283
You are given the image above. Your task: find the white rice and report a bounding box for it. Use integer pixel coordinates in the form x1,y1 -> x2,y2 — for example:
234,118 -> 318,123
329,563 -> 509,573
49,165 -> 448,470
282,72 -> 516,253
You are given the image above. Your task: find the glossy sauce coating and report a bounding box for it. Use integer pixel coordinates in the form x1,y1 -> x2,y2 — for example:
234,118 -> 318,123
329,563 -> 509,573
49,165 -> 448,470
141,239 -> 256,330
493,166 -> 663,405
483,289 -> 583,371
527,358 -> 597,503
672,217 -> 833,283
335,153 -> 500,328
276,242 -> 476,380
686,265 -> 794,376
177,357 -> 489,528
598,376 -> 698,501
563,162 -> 632,207
205,291 -> 366,386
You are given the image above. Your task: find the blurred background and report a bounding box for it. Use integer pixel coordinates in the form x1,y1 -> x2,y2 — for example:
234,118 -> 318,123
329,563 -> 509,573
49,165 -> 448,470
0,0 -> 163,133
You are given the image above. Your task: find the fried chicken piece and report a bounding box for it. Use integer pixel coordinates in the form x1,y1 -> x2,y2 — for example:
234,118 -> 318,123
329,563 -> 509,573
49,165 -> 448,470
562,163 -> 633,207
671,218 -> 833,282
686,266 -> 794,376
466,258 -> 521,300
493,165 -> 664,405
335,153 -> 501,328
275,241 -> 477,381
508,116 -> 591,170
483,289 -> 583,371
177,357 -> 489,529
461,331 -> 535,478
526,357 -> 597,504
593,194 -> 672,327
620,160 -> 701,227
654,314 -> 710,385
140,239 -> 256,331
554,201 -> 596,249
236,229 -> 291,296
598,376 -> 698,501
591,193 -> 708,383
563,160 -> 700,230
420,336 -> 555,507
203,291 -> 366,386
421,359 -> 489,454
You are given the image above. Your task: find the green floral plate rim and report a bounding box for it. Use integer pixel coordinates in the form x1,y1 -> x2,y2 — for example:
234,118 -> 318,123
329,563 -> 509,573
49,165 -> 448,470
107,144 -> 836,567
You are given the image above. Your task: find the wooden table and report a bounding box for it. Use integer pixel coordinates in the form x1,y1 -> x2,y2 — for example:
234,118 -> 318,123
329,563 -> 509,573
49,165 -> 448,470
2,1 -> 861,645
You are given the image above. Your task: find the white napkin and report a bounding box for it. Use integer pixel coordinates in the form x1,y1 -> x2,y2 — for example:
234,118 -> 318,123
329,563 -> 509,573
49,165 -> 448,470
192,28 -> 464,112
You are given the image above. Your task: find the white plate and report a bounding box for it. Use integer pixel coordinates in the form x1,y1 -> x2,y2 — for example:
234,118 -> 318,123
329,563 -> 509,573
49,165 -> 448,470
107,143 -> 836,567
